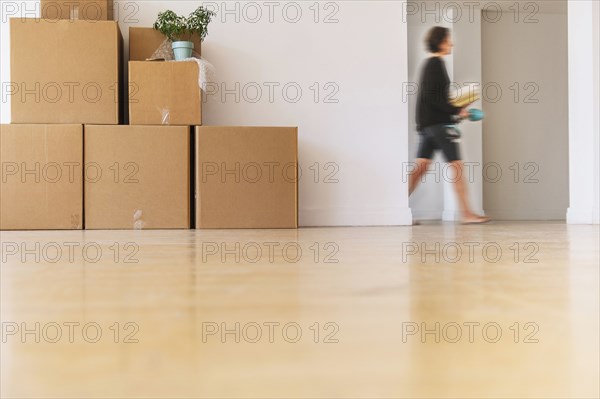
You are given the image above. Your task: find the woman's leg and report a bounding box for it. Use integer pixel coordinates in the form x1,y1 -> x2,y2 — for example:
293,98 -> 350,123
428,124 -> 490,224
449,160 -> 490,223
409,158 -> 432,196
411,127 -> 436,196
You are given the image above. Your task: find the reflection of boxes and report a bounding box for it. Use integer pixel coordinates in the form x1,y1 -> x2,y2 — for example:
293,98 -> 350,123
129,61 -> 201,126
129,27 -> 202,61
10,19 -> 121,124
0,124 -> 83,230
84,125 -> 190,230
195,126 -> 298,229
41,0 -> 113,20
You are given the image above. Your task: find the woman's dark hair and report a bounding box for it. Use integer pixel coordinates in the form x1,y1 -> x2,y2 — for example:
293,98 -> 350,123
425,26 -> 450,53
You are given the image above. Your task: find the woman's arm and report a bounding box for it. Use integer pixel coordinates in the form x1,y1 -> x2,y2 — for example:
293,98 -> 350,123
421,59 -> 462,116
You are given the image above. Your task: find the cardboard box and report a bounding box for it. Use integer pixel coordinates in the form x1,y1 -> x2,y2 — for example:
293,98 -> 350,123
41,0 -> 113,21
84,125 -> 190,229
0,124 -> 83,230
195,126 -> 298,229
10,19 -> 121,124
129,61 -> 202,126
129,27 -> 201,61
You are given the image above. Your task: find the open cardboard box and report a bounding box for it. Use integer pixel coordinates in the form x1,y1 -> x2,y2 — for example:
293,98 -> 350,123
129,27 -> 202,61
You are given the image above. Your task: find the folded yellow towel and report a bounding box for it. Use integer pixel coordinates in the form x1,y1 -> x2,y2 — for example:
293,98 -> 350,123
450,89 -> 480,108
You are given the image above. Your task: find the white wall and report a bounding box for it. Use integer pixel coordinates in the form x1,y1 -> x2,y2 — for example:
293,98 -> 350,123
595,0 -> 600,225
567,0 -> 600,224
0,0 -> 413,227
482,10 -> 569,220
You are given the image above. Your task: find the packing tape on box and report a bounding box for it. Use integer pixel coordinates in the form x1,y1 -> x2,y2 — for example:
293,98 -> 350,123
70,5 -> 79,19
71,214 -> 81,229
157,107 -> 170,125
133,209 -> 146,230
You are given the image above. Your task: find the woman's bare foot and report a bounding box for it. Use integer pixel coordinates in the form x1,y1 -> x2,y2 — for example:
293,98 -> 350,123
461,214 -> 491,225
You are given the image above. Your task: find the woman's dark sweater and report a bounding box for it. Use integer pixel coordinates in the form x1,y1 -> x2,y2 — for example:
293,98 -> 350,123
416,56 -> 461,131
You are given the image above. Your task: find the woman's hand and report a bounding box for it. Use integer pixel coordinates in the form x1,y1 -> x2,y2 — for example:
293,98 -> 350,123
458,108 -> 470,119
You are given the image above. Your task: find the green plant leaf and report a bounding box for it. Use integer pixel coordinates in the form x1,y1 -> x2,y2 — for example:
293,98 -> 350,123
153,6 -> 216,43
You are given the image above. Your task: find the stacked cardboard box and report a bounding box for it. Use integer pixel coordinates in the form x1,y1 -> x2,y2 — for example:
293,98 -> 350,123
2,16 -> 121,230
10,18 -> 122,124
0,125 -> 83,230
84,125 -> 190,229
128,27 -> 202,126
129,61 -> 202,125
2,11 -> 298,231
41,0 -> 113,21
195,126 -> 298,229
127,28 -> 298,229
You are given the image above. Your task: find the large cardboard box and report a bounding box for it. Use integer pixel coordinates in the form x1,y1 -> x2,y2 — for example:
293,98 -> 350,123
129,27 -> 201,61
10,19 -> 121,124
129,61 -> 202,126
195,126 -> 298,229
0,124 -> 83,230
84,125 -> 190,229
41,0 -> 113,20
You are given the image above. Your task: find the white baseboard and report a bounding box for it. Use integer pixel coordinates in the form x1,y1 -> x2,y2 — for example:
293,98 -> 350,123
299,207 -> 413,227
411,209 -> 443,221
486,208 -> 566,221
568,207 -> 599,224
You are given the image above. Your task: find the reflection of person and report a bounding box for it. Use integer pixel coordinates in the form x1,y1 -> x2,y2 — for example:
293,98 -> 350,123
409,26 -> 490,224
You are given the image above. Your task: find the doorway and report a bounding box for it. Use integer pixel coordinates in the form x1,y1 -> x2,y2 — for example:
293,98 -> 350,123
481,6 -> 569,220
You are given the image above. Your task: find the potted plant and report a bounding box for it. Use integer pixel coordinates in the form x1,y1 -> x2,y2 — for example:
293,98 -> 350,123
153,6 -> 216,61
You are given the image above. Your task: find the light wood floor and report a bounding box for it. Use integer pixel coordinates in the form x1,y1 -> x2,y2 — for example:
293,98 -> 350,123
1,222 -> 598,398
